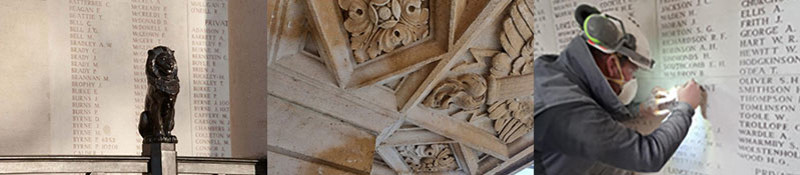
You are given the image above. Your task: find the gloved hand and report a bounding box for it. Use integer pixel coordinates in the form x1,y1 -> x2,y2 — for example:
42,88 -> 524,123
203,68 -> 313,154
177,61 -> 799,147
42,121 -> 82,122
638,86 -> 674,118
678,79 -> 703,109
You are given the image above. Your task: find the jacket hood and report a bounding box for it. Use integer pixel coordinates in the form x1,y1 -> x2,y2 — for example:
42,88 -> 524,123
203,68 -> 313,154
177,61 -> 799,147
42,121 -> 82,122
534,35 -> 632,119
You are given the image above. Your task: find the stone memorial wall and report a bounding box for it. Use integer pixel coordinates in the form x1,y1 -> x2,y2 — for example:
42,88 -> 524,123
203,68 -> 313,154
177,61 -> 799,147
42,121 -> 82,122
1,0 -> 231,157
534,0 -> 800,174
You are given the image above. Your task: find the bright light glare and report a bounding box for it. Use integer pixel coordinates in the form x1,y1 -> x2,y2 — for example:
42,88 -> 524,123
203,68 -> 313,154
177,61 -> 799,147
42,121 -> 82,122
516,167 -> 534,175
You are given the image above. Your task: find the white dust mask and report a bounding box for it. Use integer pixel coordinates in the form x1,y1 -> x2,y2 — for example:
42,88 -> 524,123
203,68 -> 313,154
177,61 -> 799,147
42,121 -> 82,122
606,56 -> 638,105
617,78 -> 637,105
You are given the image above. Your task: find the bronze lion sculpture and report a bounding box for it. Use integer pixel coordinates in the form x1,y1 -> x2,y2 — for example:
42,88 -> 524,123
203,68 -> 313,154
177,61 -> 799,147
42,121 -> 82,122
139,46 -> 180,143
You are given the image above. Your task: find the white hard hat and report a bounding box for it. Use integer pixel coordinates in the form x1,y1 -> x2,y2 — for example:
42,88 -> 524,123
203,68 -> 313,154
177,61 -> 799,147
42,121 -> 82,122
575,4 -> 653,70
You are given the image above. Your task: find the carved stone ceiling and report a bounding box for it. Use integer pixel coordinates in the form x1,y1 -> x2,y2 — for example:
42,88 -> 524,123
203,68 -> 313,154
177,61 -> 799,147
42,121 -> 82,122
375,123 -> 474,174
422,0 -> 534,144
299,0 -> 535,174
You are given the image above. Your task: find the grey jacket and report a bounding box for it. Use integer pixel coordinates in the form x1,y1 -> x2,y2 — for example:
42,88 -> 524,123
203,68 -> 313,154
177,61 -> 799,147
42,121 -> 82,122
533,35 -> 696,175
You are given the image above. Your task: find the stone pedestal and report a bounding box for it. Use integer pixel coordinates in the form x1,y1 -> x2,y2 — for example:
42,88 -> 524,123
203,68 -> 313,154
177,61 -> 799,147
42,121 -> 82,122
142,143 -> 177,175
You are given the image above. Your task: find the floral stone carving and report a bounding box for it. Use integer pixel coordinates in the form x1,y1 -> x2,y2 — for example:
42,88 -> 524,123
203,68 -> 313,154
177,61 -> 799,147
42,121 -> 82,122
423,0 -> 534,144
339,0 -> 430,63
397,144 -> 458,172
488,98 -> 533,143
423,73 -> 487,111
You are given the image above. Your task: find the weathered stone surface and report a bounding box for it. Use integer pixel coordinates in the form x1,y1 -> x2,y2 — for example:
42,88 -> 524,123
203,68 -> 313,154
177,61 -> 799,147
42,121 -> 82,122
268,95 -> 376,173
267,152 -> 357,175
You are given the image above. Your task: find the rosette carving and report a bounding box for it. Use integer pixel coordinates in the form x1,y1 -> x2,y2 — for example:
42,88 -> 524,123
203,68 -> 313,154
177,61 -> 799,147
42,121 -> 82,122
397,144 -> 458,172
423,73 -> 487,111
339,0 -> 430,63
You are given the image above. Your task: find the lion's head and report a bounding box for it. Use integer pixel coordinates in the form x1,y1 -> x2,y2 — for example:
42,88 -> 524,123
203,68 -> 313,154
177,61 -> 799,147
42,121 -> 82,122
146,46 -> 180,95
148,46 -> 177,78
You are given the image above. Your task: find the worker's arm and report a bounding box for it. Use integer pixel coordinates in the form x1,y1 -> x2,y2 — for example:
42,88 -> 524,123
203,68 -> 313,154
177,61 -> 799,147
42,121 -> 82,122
538,101 -> 695,172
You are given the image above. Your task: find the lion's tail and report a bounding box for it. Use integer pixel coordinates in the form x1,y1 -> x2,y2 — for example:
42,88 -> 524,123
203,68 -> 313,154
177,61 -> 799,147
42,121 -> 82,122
138,111 -> 150,137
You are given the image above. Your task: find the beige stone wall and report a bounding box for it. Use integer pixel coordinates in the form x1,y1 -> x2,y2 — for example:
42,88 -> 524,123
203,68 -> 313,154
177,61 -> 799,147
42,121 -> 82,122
228,0 -> 269,159
0,0 -> 236,157
0,0 -> 51,155
0,0 -> 271,162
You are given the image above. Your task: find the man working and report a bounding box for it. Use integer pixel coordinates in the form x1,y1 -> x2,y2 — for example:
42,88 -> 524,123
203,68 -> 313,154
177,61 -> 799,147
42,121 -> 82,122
533,4 -> 704,175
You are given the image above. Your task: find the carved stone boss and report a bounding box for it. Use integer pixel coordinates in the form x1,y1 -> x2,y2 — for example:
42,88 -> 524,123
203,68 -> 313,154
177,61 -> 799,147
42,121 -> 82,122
339,0 -> 431,63
397,144 -> 458,172
423,0 -> 534,144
